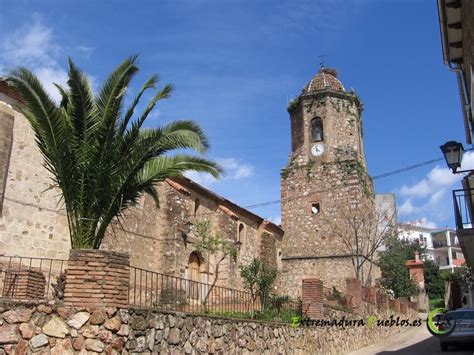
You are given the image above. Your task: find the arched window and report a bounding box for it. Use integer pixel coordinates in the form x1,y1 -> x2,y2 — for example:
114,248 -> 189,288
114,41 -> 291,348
238,223 -> 245,245
311,117 -> 323,142
194,198 -> 200,218
0,109 -> 14,216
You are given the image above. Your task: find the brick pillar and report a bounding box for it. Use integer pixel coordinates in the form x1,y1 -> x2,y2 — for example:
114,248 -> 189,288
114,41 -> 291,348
399,297 -> 408,314
368,287 -> 377,304
389,299 -> 395,311
64,249 -> 130,308
302,278 -> 323,319
380,294 -> 389,311
346,278 -> 362,313
3,269 -> 46,300
393,299 -> 401,313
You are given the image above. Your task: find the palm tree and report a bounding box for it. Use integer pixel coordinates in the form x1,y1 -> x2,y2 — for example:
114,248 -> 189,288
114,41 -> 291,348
3,56 -> 222,249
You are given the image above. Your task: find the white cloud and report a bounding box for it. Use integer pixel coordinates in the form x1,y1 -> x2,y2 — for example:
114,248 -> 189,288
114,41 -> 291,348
216,158 -> 254,180
183,170 -> 217,186
400,165 -> 459,198
35,67 -> 68,102
77,45 -> 94,59
398,199 -> 415,215
184,157 -> 254,187
147,109 -> 161,120
1,16 -> 67,103
396,151 -> 474,228
412,217 -> 438,229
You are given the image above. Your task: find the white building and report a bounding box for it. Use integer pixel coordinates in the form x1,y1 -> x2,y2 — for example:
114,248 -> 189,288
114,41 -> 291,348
398,224 -> 465,272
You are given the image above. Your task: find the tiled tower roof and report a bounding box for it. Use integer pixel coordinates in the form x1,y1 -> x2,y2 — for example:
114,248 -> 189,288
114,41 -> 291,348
303,67 -> 345,93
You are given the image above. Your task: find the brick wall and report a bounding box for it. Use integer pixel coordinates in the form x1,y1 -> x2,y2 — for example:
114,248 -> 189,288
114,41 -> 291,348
64,250 -> 130,308
346,278 -> 363,313
2,269 -> 45,300
301,278 -> 323,319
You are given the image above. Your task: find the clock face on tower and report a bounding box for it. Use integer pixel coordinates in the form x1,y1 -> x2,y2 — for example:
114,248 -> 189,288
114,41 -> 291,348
311,143 -> 324,156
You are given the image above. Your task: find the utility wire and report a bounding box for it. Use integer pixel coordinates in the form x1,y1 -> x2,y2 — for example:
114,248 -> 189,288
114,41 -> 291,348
171,152 -> 468,218
243,153 -> 463,210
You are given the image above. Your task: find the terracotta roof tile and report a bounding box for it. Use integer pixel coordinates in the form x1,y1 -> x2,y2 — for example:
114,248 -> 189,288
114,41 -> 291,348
218,205 -> 239,220
165,178 -> 191,195
0,81 -> 22,102
405,260 -> 424,267
303,67 -> 345,93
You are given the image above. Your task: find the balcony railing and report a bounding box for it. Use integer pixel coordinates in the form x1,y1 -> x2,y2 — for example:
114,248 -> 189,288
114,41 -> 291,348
432,240 -> 460,248
453,188 -> 474,230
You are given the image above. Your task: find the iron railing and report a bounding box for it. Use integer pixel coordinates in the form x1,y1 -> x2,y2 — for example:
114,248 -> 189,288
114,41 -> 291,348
128,266 -> 299,319
453,188 -> 474,230
0,255 -> 67,302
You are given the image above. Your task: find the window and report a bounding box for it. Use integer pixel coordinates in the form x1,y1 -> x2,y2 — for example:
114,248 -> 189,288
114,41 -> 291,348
311,117 -> 323,142
0,111 -> 14,216
194,198 -> 200,218
311,202 -> 320,215
238,223 -> 245,245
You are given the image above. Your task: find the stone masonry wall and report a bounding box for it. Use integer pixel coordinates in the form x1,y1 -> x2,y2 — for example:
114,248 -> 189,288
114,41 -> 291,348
0,96 -> 281,293
0,99 -> 70,260
0,302 -> 421,354
279,86 -> 378,296
0,106 -> 14,216
102,181 -> 280,291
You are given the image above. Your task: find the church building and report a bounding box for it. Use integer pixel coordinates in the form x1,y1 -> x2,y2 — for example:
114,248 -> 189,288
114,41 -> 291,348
0,66 -> 379,296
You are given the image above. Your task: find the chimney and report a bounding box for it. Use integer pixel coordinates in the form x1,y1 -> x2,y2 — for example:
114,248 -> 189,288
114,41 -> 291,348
415,251 -> 420,261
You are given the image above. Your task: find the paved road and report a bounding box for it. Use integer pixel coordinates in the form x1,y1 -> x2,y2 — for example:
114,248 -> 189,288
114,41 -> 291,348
349,325 -> 474,354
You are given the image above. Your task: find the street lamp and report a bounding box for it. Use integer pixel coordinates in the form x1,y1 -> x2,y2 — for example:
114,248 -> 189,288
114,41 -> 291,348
440,141 -> 465,173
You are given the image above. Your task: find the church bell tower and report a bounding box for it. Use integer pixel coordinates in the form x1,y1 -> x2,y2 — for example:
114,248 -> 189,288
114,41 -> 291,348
278,67 -> 374,295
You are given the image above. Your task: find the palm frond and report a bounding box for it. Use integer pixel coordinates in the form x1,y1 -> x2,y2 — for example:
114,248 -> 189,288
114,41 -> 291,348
5,56 -> 221,249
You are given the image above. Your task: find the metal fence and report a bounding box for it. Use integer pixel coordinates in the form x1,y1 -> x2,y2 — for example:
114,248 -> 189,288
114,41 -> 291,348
128,266 -> 300,319
0,255 -> 67,302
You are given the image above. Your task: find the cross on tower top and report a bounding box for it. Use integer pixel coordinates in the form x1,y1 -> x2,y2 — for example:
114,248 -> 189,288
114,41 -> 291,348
318,54 -> 327,69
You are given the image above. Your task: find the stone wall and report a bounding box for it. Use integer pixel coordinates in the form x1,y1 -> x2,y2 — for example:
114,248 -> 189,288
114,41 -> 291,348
279,76 -> 379,296
102,178 -> 282,291
0,302 -> 421,355
277,258 -> 355,298
0,99 -> 70,260
0,105 -> 14,216
0,93 -> 282,293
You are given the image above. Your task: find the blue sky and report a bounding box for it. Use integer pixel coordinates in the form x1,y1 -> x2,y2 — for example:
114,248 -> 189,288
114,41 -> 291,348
1,0 -> 471,228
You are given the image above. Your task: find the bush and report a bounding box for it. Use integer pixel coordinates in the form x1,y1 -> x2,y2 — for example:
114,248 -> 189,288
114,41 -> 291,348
51,271 -> 66,300
429,298 -> 445,310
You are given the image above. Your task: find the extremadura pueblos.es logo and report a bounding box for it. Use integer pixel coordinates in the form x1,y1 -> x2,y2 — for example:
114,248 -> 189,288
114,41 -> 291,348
426,308 -> 456,337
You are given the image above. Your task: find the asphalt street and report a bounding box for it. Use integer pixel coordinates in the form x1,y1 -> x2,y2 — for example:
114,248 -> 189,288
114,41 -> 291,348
348,324 -> 474,355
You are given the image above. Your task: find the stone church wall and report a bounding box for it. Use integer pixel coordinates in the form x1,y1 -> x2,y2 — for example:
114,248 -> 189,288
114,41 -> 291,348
0,98 -> 70,260
102,180 -> 282,291
0,93 -> 282,293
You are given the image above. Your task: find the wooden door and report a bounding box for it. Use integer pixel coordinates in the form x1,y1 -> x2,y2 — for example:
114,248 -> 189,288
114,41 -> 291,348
188,253 -> 200,300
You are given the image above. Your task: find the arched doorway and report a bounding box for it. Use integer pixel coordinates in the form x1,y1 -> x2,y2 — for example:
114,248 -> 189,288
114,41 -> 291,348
188,252 -> 201,300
